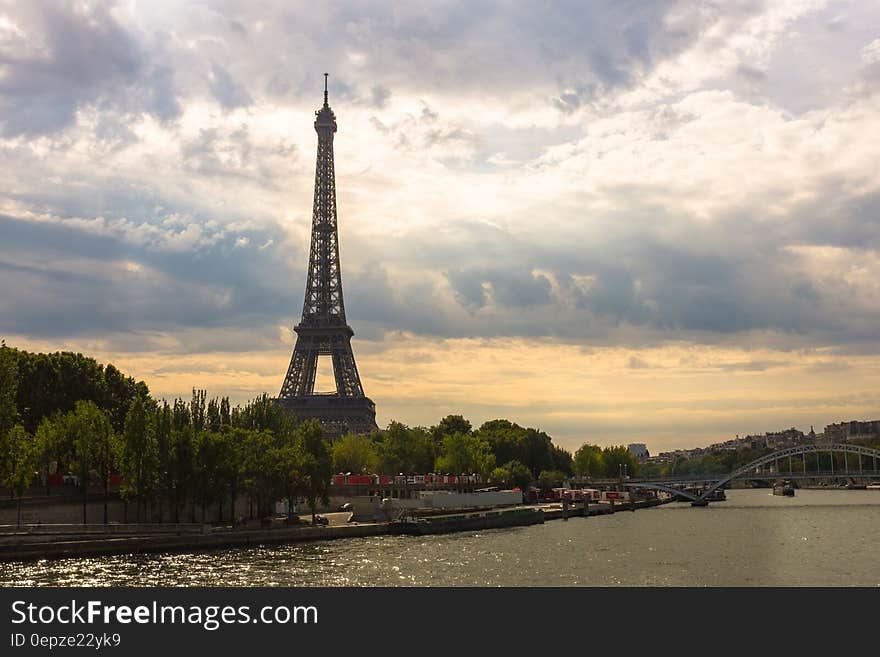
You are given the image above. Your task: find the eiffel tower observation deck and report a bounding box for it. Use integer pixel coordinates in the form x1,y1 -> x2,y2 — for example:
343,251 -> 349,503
277,74 -> 378,437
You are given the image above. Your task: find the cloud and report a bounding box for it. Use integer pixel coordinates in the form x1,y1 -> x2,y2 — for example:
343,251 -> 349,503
0,2 -> 181,136
862,38 -> 880,64
209,63 -> 253,110
0,211 -> 300,339
1,1 -> 880,447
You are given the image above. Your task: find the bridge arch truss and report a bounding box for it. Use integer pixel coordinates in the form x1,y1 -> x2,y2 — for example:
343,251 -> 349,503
624,443 -> 880,503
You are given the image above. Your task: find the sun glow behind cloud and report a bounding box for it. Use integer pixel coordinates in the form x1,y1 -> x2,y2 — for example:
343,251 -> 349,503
1,1 -> 880,451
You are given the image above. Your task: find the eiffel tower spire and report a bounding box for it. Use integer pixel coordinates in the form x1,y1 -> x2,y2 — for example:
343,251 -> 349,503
278,75 -> 377,437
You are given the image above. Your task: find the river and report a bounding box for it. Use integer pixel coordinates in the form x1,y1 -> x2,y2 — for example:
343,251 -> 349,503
2,489 -> 878,586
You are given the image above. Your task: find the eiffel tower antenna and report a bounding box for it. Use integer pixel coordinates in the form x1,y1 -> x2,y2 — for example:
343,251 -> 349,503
277,74 -> 378,437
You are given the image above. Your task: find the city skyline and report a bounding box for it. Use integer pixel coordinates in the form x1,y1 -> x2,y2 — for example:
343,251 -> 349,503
2,2 -> 880,451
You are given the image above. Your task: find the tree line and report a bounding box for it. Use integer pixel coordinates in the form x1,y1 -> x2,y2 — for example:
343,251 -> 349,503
331,415 -> 641,492
0,344 -> 332,526
1,344 -> 643,525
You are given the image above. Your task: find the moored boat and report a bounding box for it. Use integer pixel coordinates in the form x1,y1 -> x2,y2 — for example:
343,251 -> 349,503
772,480 -> 795,496
388,507 -> 544,535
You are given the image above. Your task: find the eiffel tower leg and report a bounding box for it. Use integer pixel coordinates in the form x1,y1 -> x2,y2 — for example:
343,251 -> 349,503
332,341 -> 364,398
280,337 -> 319,398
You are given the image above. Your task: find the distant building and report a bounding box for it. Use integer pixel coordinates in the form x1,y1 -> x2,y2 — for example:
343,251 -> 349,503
763,427 -> 804,448
627,443 -> 649,462
823,420 -> 880,443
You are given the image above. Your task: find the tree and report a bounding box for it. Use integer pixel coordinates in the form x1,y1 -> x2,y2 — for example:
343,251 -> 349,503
491,459 -> 532,490
241,429 -> 278,519
193,430 -> 229,522
536,469 -> 566,493
120,396 -> 159,522
431,415 -> 472,441
601,445 -> 638,478
15,351 -> 106,433
296,420 -> 332,523
68,401 -> 114,524
103,363 -> 148,434
332,433 -> 379,474
212,428 -> 238,523
1,425 -> 36,526
0,341 -> 18,442
171,423 -> 196,523
89,409 -> 117,526
225,427 -> 249,524
435,432 -> 496,477
476,419 -> 562,478
519,429 -> 557,477
477,419 -> 522,466
154,401 -> 174,522
573,444 -> 604,478
550,444 -> 573,475
33,415 -> 64,496
231,393 -> 298,436
376,422 -> 433,474
275,428 -> 303,521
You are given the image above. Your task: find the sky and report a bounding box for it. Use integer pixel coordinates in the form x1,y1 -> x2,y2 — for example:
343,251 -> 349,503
1,1 -> 879,453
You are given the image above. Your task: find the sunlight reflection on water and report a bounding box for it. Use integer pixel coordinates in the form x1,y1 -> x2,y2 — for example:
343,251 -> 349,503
3,490 -> 879,586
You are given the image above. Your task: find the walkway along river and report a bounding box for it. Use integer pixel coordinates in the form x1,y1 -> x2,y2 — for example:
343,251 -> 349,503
1,489 -> 878,586
0,498 -> 657,562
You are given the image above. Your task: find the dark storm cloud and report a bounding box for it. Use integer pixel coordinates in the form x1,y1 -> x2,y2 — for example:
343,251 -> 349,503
0,213 -> 301,339
345,180 -> 880,346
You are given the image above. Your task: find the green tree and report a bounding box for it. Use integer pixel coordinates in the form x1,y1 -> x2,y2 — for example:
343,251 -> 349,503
193,430 -> 228,522
296,419 -> 332,523
476,419 -> 564,478
154,401 -> 174,522
225,427 -> 250,524
274,429 -> 303,520
431,415 -> 472,440
241,429 -> 278,519
536,469 -> 567,493
573,444 -> 604,478
491,459 -> 532,490
1,425 -> 36,526
103,363 -> 148,434
376,422 -> 433,474
435,432 -> 496,477
601,445 -> 638,478
171,423 -> 196,523
550,444 -> 574,475
0,341 -> 19,441
33,415 -> 64,496
231,393 -> 298,436
332,433 -> 379,474
68,400 -> 114,524
212,428 -> 238,523
120,396 -> 159,522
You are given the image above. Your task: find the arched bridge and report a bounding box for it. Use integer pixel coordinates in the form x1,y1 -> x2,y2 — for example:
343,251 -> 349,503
622,443 -> 880,504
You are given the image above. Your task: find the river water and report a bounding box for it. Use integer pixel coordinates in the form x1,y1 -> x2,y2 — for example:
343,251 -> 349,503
2,489 -> 878,586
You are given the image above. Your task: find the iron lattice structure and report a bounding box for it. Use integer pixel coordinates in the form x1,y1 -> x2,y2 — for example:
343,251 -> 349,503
278,75 -> 377,437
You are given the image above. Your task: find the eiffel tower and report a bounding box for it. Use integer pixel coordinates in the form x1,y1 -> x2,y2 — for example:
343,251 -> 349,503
277,75 -> 378,437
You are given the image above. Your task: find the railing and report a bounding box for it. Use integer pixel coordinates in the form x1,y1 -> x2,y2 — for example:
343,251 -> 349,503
624,443 -> 880,502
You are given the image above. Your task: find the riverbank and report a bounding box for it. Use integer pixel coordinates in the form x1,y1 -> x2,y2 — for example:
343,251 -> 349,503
0,498 -> 671,562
